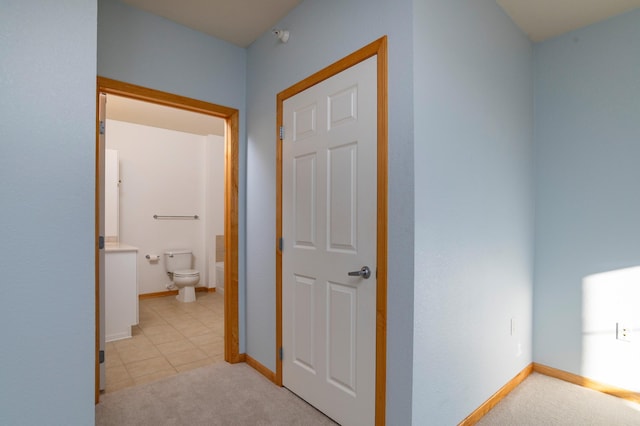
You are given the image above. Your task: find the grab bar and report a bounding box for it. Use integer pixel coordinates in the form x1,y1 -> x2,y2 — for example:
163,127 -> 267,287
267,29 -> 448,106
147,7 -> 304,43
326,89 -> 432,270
153,215 -> 199,220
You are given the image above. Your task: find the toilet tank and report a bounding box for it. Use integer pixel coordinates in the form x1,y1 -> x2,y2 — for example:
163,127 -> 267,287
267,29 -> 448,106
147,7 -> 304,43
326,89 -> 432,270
164,249 -> 192,272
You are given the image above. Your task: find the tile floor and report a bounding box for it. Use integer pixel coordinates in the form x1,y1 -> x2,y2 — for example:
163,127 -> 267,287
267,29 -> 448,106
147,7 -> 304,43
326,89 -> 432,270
104,291 -> 225,393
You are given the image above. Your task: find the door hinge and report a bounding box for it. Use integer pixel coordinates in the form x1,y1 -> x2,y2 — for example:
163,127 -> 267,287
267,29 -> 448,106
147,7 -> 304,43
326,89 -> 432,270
99,235 -> 105,250
279,125 -> 285,140
99,350 -> 105,364
279,237 -> 283,252
99,120 -> 105,135
279,347 -> 283,361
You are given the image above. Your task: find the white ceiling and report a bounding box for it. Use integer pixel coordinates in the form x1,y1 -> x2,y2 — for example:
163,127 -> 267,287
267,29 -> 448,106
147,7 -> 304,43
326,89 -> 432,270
106,94 -> 225,136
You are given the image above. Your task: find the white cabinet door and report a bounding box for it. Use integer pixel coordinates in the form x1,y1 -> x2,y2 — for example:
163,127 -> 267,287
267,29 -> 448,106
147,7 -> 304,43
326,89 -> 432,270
105,250 -> 138,342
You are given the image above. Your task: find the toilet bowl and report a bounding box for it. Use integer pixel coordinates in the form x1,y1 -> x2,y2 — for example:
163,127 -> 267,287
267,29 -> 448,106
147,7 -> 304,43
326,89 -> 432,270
164,249 -> 200,303
173,269 -> 200,303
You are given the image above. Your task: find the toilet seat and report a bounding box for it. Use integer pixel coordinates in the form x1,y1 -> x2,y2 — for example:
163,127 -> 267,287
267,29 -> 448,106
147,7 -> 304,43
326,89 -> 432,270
174,269 -> 199,277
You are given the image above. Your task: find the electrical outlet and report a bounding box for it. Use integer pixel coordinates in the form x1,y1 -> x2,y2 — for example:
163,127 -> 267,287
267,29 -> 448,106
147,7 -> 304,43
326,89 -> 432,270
616,322 -> 632,343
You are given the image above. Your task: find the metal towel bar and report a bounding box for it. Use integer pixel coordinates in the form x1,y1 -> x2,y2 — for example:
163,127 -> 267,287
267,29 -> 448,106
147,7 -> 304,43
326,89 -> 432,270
153,215 -> 199,220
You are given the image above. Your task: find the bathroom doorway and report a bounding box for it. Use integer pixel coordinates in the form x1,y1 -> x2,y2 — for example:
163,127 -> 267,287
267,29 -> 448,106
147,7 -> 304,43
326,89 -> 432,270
95,77 -> 241,402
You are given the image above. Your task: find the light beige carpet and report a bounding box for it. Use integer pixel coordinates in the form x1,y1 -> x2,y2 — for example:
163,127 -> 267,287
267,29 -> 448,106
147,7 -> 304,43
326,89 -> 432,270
96,362 -> 337,426
478,372 -> 640,425
98,366 -> 640,425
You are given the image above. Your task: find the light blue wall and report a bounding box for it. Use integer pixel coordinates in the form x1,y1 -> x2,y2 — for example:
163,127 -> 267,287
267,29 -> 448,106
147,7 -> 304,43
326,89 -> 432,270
245,0 -> 415,422
533,9 -> 640,375
97,0 -> 248,352
0,1 -> 97,424
98,0 -> 246,111
413,0 -> 534,423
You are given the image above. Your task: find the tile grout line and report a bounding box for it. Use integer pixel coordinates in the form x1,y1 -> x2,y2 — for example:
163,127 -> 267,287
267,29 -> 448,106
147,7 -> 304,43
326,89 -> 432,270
104,292 -> 224,393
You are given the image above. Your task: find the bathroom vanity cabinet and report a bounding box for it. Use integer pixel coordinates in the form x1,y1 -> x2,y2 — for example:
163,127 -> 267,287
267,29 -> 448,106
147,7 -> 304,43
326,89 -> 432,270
105,243 -> 139,342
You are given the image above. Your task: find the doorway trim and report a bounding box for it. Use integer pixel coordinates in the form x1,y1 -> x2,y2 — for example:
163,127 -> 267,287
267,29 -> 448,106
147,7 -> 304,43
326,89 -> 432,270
275,36 -> 388,425
95,77 -> 241,402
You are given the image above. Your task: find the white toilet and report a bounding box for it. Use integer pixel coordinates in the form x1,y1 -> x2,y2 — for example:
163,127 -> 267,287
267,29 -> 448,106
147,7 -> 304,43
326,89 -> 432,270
164,249 -> 200,303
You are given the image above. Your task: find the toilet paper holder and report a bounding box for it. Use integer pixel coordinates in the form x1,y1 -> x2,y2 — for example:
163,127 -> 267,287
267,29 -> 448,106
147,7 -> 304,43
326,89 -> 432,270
145,254 -> 160,261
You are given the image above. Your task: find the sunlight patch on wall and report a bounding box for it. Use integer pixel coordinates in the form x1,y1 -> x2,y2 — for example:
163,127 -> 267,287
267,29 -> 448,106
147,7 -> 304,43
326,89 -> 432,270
582,266 -> 640,391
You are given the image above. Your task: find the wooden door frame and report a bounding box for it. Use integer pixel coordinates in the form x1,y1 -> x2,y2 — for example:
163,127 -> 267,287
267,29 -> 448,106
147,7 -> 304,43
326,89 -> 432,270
95,77 -> 242,403
275,36 -> 388,425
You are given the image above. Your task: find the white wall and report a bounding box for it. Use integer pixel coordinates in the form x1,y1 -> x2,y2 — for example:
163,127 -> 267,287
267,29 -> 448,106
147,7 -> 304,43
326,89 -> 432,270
205,135 -> 226,286
533,9 -> 640,389
105,149 -> 120,238
106,120 -> 224,294
413,0 -> 534,423
0,1 -> 97,424
246,0 -> 415,423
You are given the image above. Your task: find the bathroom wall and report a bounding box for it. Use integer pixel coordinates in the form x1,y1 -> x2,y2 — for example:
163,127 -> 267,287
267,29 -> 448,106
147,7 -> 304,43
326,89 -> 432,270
106,119 -> 224,294
105,149 -> 119,239
205,135 -> 226,287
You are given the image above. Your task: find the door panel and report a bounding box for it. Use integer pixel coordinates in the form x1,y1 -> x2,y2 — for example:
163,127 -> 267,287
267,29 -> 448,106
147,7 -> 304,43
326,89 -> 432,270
327,281 -> 357,395
294,103 -> 317,140
328,85 -> 357,129
282,56 -> 377,426
293,274 -> 316,373
328,143 -> 358,253
294,154 -> 317,248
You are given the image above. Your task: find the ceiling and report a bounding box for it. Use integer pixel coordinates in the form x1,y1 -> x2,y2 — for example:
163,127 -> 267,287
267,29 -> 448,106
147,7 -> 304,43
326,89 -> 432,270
497,0 -> 640,42
121,0 -> 301,47
106,94 -> 225,136
120,0 -> 640,47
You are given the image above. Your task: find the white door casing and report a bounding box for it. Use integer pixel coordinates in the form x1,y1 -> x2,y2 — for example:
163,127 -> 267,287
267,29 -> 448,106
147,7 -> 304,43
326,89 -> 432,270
282,56 -> 377,426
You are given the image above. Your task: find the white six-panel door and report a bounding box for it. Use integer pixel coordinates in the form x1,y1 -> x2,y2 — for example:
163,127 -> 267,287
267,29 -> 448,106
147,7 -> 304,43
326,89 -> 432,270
282,56 -> 377,426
